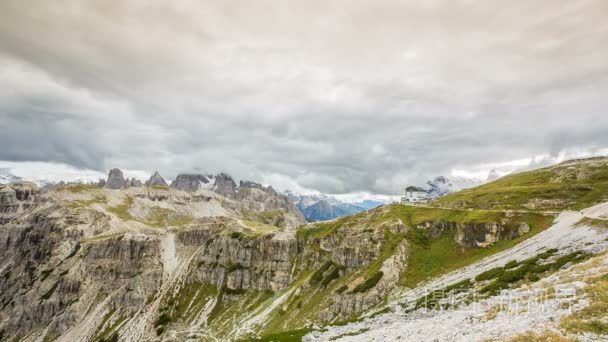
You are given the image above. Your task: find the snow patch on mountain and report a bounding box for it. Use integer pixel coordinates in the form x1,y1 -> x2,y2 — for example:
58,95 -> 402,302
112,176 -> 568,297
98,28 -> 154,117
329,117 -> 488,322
425,176 -> 481,198
0,168 -> 22,184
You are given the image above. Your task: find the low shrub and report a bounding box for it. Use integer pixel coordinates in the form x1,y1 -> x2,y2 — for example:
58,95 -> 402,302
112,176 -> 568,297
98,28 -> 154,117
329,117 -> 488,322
230,232 -> 243,239
475,267 -> 504,281
320,267 -> 341,287
335,285 -> 348,294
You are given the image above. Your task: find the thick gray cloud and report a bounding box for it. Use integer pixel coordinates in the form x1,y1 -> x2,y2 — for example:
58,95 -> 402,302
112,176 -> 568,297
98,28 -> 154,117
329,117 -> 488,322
1,0 -> 607,194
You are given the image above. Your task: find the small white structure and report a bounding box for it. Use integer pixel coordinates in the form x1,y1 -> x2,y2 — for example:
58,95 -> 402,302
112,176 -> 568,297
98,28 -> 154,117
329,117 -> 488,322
401,186 -> 429,204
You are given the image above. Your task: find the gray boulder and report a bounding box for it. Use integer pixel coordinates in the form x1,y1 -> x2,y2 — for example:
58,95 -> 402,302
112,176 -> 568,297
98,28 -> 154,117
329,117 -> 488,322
104,168 -> 127,189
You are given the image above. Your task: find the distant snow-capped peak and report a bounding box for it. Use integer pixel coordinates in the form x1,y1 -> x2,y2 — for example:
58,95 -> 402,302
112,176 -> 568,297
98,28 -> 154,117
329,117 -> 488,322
426,175 -> 481,198
0,169 -> 22,184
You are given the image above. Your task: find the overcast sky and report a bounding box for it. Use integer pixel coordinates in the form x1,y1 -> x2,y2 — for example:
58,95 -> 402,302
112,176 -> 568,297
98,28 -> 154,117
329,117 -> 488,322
1,0 -> 607,196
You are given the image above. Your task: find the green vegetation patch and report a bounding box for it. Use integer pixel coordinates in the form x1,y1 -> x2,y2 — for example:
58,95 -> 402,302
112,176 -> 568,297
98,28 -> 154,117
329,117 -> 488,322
61,184 -> 99,193
328,328 -> 370,341
145,207 -> 192,227
431,159 -> 608,210
108,196 -> 192,227
246,328 -> 311,342
108,196 -> 135,221
168,282 -> 218,323
92,310 -> 128,342
309,260 -> 335,285
414,278 -> 472,310
207,287 -> 275,337
242,209 -> 286,228
576,217 -> 608,230
398,208 -> 554,288
479,251 -> 591,296
242,220 -> 282,236
67,195 -> 107,208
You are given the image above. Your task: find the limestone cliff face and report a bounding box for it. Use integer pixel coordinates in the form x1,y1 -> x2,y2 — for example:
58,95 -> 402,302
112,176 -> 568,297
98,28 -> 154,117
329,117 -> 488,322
178,218 -> 298,292
213,173 -> 237,198
236,186 -> 306,229
0,182 -> 39,224
416,221 -> 531,248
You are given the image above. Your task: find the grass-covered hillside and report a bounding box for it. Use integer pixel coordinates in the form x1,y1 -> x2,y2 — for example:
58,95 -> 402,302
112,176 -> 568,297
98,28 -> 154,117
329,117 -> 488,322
299,205 -> 554,288
245,204 -> 554,340
431,157 -> 608,211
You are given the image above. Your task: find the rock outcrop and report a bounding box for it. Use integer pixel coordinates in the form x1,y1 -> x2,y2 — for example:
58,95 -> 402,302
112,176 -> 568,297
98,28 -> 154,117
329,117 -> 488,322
416,221 -> 531,248
239,180 -> 277,195
127,177 -> 143,187
170,173 -> 212,191
146,171 -> 167,187
104,168 -> 127,189
0,182 -> 38,224
213,173 -> 237,197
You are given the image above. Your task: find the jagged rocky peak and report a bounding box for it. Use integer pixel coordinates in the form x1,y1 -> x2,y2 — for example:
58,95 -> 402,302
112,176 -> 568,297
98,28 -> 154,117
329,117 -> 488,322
170,173 -> 213,191
239,180 -> 277,195
146,171 -> 168,187
104,168 -> 127,189
213,173 -> 237,197
127,177 -> 142,187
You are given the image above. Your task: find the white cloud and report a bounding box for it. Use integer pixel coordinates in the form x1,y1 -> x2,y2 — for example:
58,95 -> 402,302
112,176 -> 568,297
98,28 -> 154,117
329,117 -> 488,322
0,0 -> 607,196
0,161 -> 105,183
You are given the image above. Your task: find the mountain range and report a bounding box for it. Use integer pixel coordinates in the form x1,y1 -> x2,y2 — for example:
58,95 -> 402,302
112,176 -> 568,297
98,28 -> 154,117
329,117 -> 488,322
285,191 -> 385,221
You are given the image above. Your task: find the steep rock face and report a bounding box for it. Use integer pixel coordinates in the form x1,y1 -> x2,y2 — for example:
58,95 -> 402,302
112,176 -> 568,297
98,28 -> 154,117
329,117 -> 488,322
170,173 -> 212,191
178,219 -> 298,292
146,171 -> 167,187
213,173 -> 237,197
236,187 -> 305,229
239,180 -> 277,195
297,220 -> 409,321
416,221 -> 530,248
104,168 -> 127,189
0,186 -> 18,215
0,182 -> 38,223
0,205 -> 163,339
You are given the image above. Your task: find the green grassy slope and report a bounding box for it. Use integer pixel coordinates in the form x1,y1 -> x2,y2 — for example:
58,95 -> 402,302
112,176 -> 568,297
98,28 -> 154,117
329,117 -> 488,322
431,157 -> 608,210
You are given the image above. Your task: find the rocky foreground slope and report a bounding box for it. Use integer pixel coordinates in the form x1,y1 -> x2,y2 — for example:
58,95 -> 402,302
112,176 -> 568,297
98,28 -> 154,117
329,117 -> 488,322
1,158 -> 608,342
